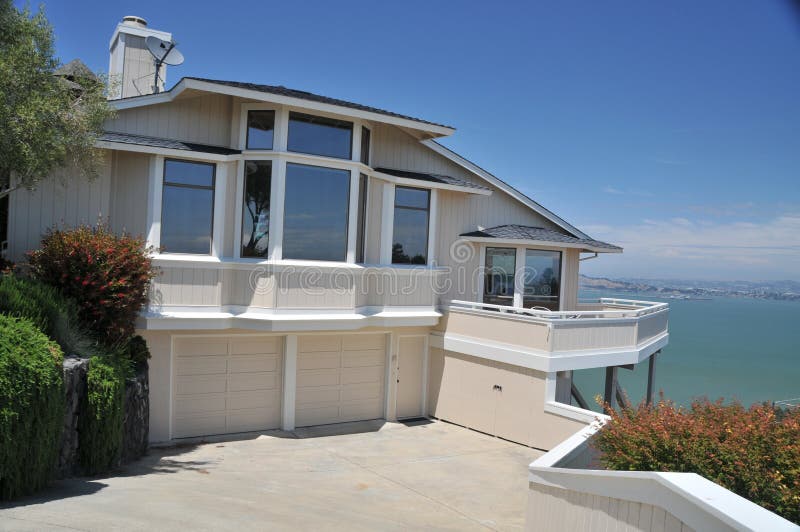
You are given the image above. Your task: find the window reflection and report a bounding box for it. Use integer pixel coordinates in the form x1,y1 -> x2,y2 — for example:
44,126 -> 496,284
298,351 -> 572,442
288,112 -> 353,160
392,187 -> 429,264
523,250 -> 562,310
241,161 -> 272,258
283,163 -> 350,261
160,159 -> 215,254
246,110 -> 275,150
483,247 -> 515,306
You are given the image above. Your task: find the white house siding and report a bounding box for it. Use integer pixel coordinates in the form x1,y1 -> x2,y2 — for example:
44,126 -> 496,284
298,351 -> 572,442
119,34 -> 159,98
110,151 -> 149,238
6,153 -> 112,262
104,92 -> 233,147
364,177 -> 384,264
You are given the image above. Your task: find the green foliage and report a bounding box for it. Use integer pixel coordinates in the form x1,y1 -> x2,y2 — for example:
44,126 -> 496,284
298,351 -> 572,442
0,1 -> 115,196
121,335 -> 150,366
594,399 -> 800,524
79,354 -> 129,475
0,315 -> 64,500
29,224 -> 156,343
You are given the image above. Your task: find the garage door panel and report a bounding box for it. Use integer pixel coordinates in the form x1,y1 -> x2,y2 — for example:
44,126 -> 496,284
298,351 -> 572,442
296,406 -> 340,427
227,389 -> 280,411
297,351 -> 340,370
229,354 -> 279,373
341,365 -> 384,385
230,337 -> 281,355
175,375 -> 226,395
296,387 -> 340,406
342,349 -> 384,368
174,393 -> 225,416
176,355 -> 227,376
298,336 -> 341,353
228,371 -> 279,392
342,334 -> 384,351
339,401 -> 383,422
173,415 -> 226,439
297,368 -> 341,387
340,382 -> 382,402
228,408 -> 280,433
174,338 -> 228,356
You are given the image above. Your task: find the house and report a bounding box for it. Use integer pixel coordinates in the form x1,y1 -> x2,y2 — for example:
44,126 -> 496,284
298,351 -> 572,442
3,16 -> 668,448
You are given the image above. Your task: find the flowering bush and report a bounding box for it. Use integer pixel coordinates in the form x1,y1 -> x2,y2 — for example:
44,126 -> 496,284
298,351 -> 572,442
28,225 -> 156,343
593,399 -> 800,524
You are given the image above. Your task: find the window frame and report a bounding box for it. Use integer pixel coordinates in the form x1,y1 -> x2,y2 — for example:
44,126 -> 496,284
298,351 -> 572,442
391,185 -> 431,265
522,248 -> 563,311
245,109 -> 276,151
159,158 -> 217,256
239,160 -> 273,259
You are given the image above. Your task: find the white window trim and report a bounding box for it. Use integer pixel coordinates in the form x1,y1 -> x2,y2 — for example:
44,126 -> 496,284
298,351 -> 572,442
146,154 -> 164,249
379,183 -> 395,263
238,102 -> 282,151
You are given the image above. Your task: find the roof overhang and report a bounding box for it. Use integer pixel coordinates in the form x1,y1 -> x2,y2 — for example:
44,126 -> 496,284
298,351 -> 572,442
459,235 -> 622,253
372,170 -> 492,196
110,78 -> 455,138
95,140 -> 237,162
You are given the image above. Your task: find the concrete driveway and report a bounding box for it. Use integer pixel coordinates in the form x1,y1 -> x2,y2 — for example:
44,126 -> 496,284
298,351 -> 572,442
0,419 -> 541,531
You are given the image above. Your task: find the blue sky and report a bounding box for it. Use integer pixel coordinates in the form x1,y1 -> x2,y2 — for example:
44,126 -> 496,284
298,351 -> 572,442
28,1 -> 800,281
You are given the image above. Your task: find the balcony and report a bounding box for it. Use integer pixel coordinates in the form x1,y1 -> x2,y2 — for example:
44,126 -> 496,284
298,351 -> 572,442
438,298 -> 669,372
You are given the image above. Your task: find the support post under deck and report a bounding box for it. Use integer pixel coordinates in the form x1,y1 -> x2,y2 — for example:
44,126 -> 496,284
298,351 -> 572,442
646,351 -> 659,405
604,366 -> 618,410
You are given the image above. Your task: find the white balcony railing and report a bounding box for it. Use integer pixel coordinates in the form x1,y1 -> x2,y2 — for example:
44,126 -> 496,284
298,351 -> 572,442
450,297 -> 668,320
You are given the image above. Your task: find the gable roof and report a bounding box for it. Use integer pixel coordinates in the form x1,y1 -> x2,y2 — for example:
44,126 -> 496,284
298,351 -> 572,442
110,77 -> 454,137
460,224 -> 621,253
374,167 -> 491,193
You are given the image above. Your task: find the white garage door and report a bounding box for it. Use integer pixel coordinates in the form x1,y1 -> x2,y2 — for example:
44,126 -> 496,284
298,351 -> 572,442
172,336 -> 282,438
296,334 -> 386,427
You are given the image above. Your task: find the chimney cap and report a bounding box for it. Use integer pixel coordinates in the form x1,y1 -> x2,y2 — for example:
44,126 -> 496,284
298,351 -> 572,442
122,15 -> 148,27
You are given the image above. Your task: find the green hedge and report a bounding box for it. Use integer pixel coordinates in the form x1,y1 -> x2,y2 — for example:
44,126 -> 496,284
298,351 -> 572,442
78,354 -> 129,475
0,315 -> 65,500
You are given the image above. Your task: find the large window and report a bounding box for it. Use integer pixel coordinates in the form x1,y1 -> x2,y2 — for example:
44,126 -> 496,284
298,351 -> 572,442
392,186 -> 430,265
523,249 -> 562,310
160,159 -> 215,254
282,163 -> 350,261
246,110 -> 275,150
356,173 -> 368,263
241,161 -> 272,258
288,112 -> 353,159
483,247 -> 515,306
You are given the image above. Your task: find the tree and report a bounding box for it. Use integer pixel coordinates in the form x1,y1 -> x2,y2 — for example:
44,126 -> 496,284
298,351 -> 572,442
0,1 -> 114,199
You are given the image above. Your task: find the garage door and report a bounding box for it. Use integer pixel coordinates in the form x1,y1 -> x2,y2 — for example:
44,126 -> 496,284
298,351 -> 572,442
296,334 -> 386,427
172,336 -> 282,438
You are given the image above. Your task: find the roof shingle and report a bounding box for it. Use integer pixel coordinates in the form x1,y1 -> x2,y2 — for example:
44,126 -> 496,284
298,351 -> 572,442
460,224 -> 622,252
100,131 -> 241,156
374,167 -> 491,192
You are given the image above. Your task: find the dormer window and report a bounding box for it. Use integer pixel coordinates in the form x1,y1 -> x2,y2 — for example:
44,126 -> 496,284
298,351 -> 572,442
246,110 -> 275,150
288,112 -> 353,160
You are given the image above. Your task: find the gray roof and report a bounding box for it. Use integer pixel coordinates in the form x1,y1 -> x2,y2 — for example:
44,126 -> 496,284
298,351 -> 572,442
460,224 -> 622,252
374,167 -> 491,192
100,131 -> 241,156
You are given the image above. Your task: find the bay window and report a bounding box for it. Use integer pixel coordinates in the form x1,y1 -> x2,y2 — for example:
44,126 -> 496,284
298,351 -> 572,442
392,186 -> 430,265
356,173 -> 368,263
241,161 -> 272,258
282,163 -> 350,261
160,159 -> 215,254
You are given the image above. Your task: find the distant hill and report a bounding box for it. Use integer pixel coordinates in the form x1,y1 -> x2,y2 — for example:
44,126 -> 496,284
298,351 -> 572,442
579,275 -> 800,301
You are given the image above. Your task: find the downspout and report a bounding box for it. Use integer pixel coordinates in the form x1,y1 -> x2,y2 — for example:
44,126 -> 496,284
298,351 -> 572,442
579,252 -> 598,262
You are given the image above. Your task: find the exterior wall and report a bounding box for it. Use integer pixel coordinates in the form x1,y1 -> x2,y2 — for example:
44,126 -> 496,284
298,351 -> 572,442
427,348 -> 586,450
563,248 -> 580,311
118,34 -> 160,98
110,151 -> 149,237
364,176 -> 383,264
6,154 -> 112,262
526,482 -> 695,532
105,92 -> 234,147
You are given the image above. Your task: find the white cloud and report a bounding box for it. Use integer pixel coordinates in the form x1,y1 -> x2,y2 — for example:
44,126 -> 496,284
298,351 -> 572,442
583,214 -> 800,280
602,186 -> 654,198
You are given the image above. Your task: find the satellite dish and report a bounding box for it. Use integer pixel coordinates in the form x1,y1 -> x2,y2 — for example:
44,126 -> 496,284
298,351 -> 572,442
145,36 -> 184,93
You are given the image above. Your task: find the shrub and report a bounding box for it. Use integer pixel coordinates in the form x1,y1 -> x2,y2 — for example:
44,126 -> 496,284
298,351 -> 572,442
0,275 -> 89,356
78,354 -> 129,475
121,334 -> 150,366
28,224 -> 156,342
0,315 -> 65,500
593,399 -> 800,524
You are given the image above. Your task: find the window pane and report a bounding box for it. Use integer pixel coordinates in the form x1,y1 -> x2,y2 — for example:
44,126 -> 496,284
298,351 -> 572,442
283,163 -> 350,261
395,187 -> 429,209
392,208 -> 428,264
360,126 -> 370,165
356,173 -> 368,263
246,110 -> 275,150
160,185 -> 214,254
288,112 -> 353,160
163,159 -> 214,187
484,247 -> 515,306
523,250 -> 562,311
241,161 -> 272,258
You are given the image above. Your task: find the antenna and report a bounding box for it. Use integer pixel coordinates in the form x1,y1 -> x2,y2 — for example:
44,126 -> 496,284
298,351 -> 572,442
145,35 -> 184,94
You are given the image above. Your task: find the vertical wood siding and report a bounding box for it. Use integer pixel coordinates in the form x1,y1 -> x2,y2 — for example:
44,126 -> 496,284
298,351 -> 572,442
110,151 -> 149,237
104,92 -> 233,147
7,155 -> 112,261
120,35 -> 160,98
526,483 -> 694,532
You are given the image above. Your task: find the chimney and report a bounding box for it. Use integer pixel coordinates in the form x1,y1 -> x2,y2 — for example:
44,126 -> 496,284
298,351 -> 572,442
108,16 -> 172,99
